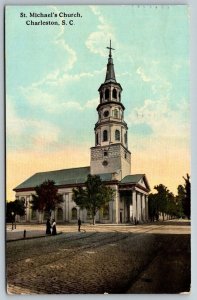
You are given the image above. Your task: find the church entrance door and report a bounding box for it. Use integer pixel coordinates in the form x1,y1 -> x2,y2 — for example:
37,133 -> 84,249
120,212 -> 122,223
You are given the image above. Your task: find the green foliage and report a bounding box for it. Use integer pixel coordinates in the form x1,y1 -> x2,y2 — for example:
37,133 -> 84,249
182,174 -> 191,219
148,193 -> 158,222
72,174 -> 114,224
148,174 -> 191,221
154,184 -> 169,219
175,185 -> 185,218
149,184 -> 178,221
6,199 -> 26,222
30,180 -> 63,215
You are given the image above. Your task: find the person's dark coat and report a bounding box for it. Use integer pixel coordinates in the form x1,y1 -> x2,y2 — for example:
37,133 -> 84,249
46,219 -> 51,235
78,218 -> 81,232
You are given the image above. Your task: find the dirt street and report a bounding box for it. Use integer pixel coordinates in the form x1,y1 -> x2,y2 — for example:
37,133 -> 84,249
6,220 -> 191,294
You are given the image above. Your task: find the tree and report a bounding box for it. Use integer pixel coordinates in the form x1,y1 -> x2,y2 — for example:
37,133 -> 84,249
30,180 -> 63,219
148,193 -> 158,222
72,174 -> 114,225
154,184 -> 169,221
6,199 -> 26,222
175,185 -> 185,218
149,184 -> 178,221
182,174 -> 191,219
166,192 -> 177,219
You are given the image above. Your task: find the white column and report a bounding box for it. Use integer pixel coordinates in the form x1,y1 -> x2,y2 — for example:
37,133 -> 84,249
38,212 -> 43,223
141,194 -> 145,222
26,196 -> 30,222
63,194 -> 66,221
137,193 -> 141,222
132,190 -> 136,223
115,187 -> 119,224
145,195 -> 149,220
67,193 -> 70,222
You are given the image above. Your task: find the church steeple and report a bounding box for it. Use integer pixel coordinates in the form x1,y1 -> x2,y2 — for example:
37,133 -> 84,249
98,40 -> 123,105
90,42 -> 131,179
105,40 -> 116,83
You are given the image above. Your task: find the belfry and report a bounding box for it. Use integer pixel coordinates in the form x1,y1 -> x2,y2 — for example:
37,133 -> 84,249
13,42 -> 150,224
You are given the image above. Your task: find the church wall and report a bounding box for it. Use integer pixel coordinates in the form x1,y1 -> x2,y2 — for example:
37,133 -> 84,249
91,144 -> 122,176
91,144 -> 131,179
120,146 -> 131,179
14,182 -> 149,224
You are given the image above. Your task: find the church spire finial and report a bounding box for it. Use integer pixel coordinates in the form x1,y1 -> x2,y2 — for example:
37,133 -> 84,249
105,40 -> 116,83
106,39 -> 115,58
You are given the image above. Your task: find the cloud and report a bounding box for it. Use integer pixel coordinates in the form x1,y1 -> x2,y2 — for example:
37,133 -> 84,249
51,6 -> 65,39
54,39 -> 77,71
86,6 -> 116,57
43,68 -> 104,87
136,67 -> 151,82
84,98 -> 98,108
20,86 -> 57,112
6,100 -> 61,150
127,98 -> 190,141
20,85 -> 98,113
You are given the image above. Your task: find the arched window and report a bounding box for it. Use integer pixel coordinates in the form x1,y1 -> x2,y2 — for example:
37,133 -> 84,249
57,207 -> 63,220
87,209 -> 91,219
103,130 -> 108,142
96,133 -> 99,145
104,151 -> 108,157
72,207 -> 77,220
31,209 -> 37,220
102,204 -> 109,219
112,88 -> 117,99
105,89 -> 109,100
119,92 -> 121,101
114,109 -> 118,118
115,129 -> 120,141
100,91 -> 103,101
124,132 -> 127,144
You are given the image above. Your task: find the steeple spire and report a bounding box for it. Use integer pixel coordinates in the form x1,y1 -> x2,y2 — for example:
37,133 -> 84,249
107,39 -> 115,58
105,40 -> 116,83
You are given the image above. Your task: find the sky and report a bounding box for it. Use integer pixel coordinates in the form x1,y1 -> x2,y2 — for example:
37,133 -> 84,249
6,5 -> 190,201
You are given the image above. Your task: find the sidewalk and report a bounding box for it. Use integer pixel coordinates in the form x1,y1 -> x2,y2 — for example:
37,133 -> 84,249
6,229 -> 61,242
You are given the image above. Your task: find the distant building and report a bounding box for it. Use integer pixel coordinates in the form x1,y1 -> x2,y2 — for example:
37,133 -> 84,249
14,42 -> 150,224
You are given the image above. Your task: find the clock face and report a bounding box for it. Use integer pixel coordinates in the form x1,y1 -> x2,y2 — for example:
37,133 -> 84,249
103,110 -> 109,117
102,160 -> 108,166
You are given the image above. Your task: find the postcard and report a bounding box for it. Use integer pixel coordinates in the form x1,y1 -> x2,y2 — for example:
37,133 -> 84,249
5,5 -> 190,294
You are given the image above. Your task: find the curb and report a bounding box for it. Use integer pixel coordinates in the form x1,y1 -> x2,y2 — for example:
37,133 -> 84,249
6,231 -> 63,243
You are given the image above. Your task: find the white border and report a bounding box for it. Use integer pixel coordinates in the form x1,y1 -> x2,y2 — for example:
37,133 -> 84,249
1,1 -> 196,300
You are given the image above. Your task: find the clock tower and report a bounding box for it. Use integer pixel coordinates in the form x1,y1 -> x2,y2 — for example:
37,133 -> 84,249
90,41 -> 131,180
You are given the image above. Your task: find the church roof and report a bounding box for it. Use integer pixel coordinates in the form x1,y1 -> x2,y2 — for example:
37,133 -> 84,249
121,174 -> 144,184
105,57 -> 116,83
13,167 -> 115,191
120,174 -> 151,191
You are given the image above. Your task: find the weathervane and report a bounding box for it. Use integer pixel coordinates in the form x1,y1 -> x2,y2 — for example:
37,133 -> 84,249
106,40 -> 115,58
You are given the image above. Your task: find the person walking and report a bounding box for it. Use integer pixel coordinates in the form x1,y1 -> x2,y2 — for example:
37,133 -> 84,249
52,219 -> 57,235
46,218 -> 51,235
78,218 -> 81,232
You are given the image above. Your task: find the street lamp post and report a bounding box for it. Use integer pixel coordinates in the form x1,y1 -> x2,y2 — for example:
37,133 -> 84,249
11,211 -> 14,230
14,213 -> 16,229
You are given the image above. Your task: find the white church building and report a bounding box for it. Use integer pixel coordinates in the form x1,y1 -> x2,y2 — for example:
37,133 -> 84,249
14,43 -> 151,224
